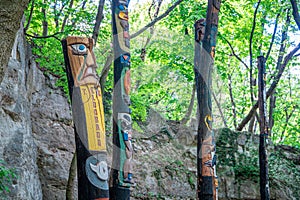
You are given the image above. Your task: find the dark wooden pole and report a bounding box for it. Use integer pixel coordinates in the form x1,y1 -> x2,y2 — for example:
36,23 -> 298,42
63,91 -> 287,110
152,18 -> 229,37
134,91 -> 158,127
194,0 -> 221,199
62,36 -> 109,200
110,0 -> 133,199
257,55 -> 270,200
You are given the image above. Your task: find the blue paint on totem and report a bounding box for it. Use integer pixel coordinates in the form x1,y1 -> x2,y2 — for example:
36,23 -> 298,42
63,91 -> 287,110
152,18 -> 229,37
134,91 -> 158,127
210,25 -> 218,47
123,132 -> 129,141
121,54 -> 130,65
79,44 -> 85,51
119,5 -> 125,10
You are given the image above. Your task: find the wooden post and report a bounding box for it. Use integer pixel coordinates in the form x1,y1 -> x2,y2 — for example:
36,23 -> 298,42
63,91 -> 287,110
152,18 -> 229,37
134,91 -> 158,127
257,55 -> 270,200
62,36 -> 109,200
194,0 -> 221,199
110,0 -> 133,199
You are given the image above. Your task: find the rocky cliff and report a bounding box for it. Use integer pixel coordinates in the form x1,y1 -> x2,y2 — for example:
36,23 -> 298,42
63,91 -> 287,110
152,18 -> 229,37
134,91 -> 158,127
0,23 -> 43,199
0,22 -> 75,199
0,24 -> 299,200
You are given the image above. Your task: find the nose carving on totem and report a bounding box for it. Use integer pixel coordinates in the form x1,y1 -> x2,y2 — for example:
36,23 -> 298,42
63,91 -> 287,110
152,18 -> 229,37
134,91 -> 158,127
84,52 -> 97,80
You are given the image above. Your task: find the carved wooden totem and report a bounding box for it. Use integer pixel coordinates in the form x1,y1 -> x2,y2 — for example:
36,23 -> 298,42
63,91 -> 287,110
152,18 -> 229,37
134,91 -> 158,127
194,0 -> 221,199
62,36 -> 109,200
110,0 -> 133,199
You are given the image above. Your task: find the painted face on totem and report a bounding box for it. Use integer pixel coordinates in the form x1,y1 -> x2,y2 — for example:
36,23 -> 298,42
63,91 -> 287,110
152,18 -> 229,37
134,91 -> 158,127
66,37 -> 98,87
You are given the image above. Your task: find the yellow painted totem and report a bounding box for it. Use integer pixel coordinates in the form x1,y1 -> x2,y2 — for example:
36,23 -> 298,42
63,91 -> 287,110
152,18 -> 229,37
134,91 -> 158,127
62,36 -> 109,200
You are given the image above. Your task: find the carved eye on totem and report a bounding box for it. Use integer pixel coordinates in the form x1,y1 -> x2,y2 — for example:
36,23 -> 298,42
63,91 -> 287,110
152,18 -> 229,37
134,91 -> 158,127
71,44 -> 87,55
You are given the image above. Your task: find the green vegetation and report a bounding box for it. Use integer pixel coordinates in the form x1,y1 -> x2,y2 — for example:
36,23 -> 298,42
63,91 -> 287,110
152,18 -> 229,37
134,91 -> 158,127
0,160 -> 16,197
24,0 -> 300,147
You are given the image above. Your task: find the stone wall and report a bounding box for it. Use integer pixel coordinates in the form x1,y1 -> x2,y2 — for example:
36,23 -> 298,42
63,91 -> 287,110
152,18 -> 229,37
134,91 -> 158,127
131,115 -> 300,200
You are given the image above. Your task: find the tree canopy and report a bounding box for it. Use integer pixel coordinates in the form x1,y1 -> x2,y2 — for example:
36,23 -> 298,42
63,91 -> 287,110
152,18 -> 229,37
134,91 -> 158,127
24,0 -> 300,147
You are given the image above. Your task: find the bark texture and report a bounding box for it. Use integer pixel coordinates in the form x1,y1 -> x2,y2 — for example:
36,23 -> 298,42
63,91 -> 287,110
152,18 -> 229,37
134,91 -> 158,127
194,0 -> 221,199
257,56 -> 270,200
0,0 -> 29,83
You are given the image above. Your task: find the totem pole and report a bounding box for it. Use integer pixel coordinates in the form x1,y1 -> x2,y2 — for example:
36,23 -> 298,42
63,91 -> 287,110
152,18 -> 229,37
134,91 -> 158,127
257,56 -> 270,200
110,0 -> 133,199
194,0 -> 221,199
62,37 -> 109,200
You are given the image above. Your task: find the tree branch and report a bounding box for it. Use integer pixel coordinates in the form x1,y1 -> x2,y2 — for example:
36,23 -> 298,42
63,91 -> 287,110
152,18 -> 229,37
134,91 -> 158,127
228,73 -> 237,128
24,0 -> 35,32
267,43 -> 299,97
99,52 -> 114,92
275,11 -> 290,72
92,0 -> 105,44
53,0 -> 59,28
279,105 -> 296,143
237,42 -> 300,131
269,10 -> 290,134
266,13 -> 280,61
131,0 -> 184,39
180,83 -> 196,125
249,0 -> 261,103
141,0 -> 163,61
212,91 -> 227,128
61,0 -> 74,32
290,0 -> 300,30
66,152 -> 77,200
221,36 -> 249,70
42,0 -> 48,37
25,32 -> 63,40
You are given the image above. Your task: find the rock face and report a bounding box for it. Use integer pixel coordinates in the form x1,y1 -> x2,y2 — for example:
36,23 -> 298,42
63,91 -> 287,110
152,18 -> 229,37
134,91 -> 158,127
0,0 -> 30,83
0,22 -> 75,199
0,22 -> 299,200
0,24 -> 42,199
30,63 -> 75,199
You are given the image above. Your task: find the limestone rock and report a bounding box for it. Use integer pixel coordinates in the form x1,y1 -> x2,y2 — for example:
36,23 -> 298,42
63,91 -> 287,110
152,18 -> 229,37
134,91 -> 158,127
0,25 -> 42,200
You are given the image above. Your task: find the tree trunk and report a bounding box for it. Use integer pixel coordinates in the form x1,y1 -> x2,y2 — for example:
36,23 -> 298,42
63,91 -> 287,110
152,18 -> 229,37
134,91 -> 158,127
228,73 -> 237,128
92,0 -> 105,44
212,91 -> 227,128
290,0 -> 300,30
61,0 -> 74,32
269,10 -> 290,135
180,83 -> 196,125
110,0 -> 133,199
24,0 -> 35,32
62,36 -> 109,200
236,42 -> 300,131
257,56 -> 270,200
42,0 -> 48,37
194,0 -> 221,199
100,52 -> 114,93
66,153 -> 77,200
0,0 -> 29,83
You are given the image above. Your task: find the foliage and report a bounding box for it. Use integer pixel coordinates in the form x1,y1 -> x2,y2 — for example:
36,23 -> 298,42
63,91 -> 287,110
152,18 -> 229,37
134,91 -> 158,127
24,0 -> 300,147
24,0 -> 106,95
0,161 -> 16,196
233,155 -> 259,181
